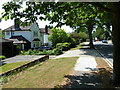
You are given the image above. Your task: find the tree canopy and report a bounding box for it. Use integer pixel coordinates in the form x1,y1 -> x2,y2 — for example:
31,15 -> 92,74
48,28 -> 69,47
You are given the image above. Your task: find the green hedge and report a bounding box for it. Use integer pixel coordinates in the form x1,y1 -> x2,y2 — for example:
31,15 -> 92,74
56,42 -> 70,51
20,48 -> 62,56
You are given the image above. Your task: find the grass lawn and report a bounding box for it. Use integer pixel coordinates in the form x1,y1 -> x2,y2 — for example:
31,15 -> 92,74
2,57 -> 78,88
0,61 -> 31,74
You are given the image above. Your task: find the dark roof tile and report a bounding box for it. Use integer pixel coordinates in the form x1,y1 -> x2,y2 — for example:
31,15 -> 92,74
4,25 -> 32,31
10,35 -> 30,43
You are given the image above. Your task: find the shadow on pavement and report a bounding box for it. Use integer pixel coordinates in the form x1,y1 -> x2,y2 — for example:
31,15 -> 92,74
63,72 -> 102,88
79,48 -> 102,58
78,43 -> 112,59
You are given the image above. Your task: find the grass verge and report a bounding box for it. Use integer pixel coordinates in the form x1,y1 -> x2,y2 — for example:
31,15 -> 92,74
2,57 -> 78,88
0,61 -> 31,74
95,57 -> 113,88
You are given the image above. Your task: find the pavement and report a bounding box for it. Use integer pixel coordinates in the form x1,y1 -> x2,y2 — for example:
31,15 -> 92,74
55,43 -> 103,88
1,55 -> 45,64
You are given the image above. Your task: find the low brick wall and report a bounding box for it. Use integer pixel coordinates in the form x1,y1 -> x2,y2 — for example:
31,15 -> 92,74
1,55 -> 49,76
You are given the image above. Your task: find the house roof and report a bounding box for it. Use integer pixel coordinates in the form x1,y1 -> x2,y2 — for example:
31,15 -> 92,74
4,23 -> 51,34
0,38 -> 13,43
40,28 -> 51,34
9,35 -> 30,44
4,24 -> 33,31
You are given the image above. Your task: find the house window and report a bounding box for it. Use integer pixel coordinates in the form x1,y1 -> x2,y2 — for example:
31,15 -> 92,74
33,42 -> 39,48
33,31 -> 38,37
6,32 -> 10,35
33,43 -> 35,47
12,32 -> 14,35
36,42 -> 39,47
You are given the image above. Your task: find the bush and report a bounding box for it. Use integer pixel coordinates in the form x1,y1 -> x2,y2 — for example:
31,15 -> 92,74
46,50 -> 54,55
56,43 -> 63,49
20,50 -> 29,55
56,42 -> 71,51
53,47 -> 63,55
0,56 -> 6,60
62,42 -> 70,51
68,38 -> 77,48
20,49 -> 59,55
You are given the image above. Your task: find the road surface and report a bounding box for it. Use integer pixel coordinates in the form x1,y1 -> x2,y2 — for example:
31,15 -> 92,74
94,41 -> 113,64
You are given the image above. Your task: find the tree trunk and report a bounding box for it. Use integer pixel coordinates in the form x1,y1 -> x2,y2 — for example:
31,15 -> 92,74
87,22 -> 94,49
111,2 -> 120,86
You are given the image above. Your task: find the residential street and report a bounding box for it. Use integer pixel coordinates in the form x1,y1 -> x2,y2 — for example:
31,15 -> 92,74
94,41 -> 113,65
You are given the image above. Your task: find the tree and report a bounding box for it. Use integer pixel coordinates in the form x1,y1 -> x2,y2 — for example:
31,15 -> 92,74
70,32 -> 80,42
93,26 -> 104,40
48,28 -> 69,47
1,1 -> 120,86
79,31 -> 88,42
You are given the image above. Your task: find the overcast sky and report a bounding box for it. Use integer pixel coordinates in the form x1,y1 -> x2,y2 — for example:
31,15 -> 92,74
0,0 -> 73,33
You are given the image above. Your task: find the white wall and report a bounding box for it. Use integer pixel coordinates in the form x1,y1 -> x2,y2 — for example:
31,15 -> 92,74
30,23 -> 41,48
44,34 -> 48,43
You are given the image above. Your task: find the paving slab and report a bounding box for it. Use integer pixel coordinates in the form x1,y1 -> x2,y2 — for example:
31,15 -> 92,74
74,55 -> 98,72
1,55 -> 45,64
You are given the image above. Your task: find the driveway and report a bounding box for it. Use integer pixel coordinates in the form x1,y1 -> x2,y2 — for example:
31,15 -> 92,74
1,55 -> 45,64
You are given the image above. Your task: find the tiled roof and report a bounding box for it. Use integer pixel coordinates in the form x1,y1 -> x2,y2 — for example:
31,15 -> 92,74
9,35 -> 30,44
4,25 -> 32,31
40,28 -> 51,34
0,38 -> 13,43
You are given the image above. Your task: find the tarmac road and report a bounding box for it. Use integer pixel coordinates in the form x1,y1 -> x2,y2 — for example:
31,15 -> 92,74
94,41 -> 113,64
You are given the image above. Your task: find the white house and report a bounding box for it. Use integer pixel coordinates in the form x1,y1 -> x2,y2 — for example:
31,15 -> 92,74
4,19 -> 51,50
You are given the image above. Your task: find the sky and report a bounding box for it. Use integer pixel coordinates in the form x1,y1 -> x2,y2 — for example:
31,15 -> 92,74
0,0 -> 73,33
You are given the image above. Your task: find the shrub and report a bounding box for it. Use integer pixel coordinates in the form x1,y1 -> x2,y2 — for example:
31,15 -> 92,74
62,42 -> 70,51
0,56 -> 6,60
53,47 -> 63,55
27,49 -> 34,55
68,38 -> 76,48
56,42 -> 71,51
20,50 -> 29,55
20,48 -> 63,56
46,50 -> 54,55
56,43 -> 63,49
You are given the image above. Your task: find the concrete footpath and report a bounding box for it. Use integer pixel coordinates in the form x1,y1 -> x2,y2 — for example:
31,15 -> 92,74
55,45 -> 103,88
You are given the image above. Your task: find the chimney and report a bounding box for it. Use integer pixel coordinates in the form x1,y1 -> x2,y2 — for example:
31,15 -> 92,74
14,18 -> 20,30
45,25 -> 48,34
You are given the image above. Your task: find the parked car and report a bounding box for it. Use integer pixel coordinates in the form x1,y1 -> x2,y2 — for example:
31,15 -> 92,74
102,40 -> 108,43
37,46 -> 51,51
